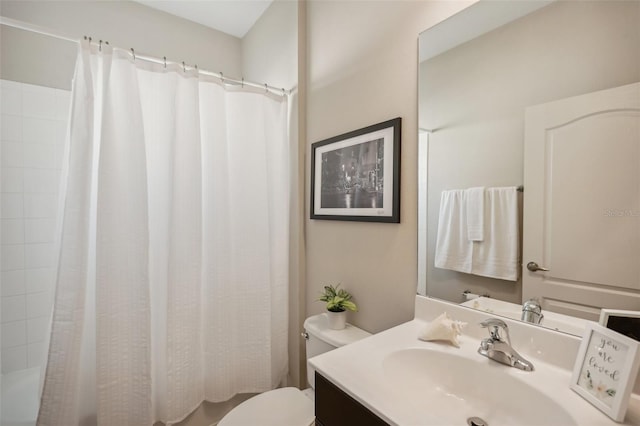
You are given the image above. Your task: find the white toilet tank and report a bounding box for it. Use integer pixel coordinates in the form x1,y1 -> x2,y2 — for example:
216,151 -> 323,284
303,313 -> 371,389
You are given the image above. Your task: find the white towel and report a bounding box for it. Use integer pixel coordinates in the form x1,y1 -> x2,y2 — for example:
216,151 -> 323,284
466,187 -> 485,241
471,187 -> 519,281
434,190 -> 473,273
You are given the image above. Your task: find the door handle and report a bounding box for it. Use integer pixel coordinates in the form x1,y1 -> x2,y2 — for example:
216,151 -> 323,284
527,261 -> 549,272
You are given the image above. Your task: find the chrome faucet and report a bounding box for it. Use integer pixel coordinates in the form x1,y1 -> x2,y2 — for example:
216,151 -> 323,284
521,299 -> 544,325
478,318 -> 534,371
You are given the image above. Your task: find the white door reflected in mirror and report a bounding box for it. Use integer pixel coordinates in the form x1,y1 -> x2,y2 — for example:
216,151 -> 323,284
522,82 -> 640,319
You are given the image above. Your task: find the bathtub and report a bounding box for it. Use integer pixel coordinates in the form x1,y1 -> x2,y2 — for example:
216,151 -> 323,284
1,367 -> 40,426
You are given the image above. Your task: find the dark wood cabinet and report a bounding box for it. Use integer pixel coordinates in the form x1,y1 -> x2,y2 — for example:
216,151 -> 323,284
315,372 -> 389,426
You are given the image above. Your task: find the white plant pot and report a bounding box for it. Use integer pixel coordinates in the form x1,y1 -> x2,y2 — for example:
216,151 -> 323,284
327,310 -> 347,330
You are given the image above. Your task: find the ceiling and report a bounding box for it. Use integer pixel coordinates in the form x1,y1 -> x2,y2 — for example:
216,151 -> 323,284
134,0 -> 273,38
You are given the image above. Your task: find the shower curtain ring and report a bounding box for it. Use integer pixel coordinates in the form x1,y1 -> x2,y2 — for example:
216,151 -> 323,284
99,40 -> 102,51
163,57 -> 167,69
131,48 -> 136,61
220,72 -> 224,83
264,83 -> 268,93
182,61 -> 186,72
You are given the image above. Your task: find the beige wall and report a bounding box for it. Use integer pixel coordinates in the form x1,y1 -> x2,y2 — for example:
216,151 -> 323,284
304,0 -> 473,334
421,0 -> 640,305
0,0 -> 242,90
242,0 -> 298,91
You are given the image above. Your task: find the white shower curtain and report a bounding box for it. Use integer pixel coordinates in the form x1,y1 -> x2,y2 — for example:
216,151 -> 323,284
38,40 -> 290,426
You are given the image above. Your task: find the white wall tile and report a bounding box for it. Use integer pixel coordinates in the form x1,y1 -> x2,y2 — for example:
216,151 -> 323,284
0,80 -> 22,90
0,193 -> 24,219
1,244 -> 25,271
25,218 -> 56,243
0,83 -> 22,116
1,80 -> 68,372
22,117 -> 58,144
53,142 -> 67,170
25,243 -> 54,268
2,345 -> 27,373
26,291 -> 52,318
53,120 -> 68,146
1,142 -> 24,168
1,168 -> 24,193
23,143 -> 56,169
22,84 -> 57,119
2,320 -> 27,348
1,294 -> 26,322
2,218 -> 24,244
26,268 -> 54,294
55,89 -> 71,119
1,114 -> 23,141
27,341 -> 47,369
23,169 -> 61,194
1,269 -> 26,296
27,316 -> 49,343
24,194 -> 58,218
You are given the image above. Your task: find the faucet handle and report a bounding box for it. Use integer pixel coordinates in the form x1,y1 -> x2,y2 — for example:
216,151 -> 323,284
522,298 -> 544,324
480,318 -> 511,344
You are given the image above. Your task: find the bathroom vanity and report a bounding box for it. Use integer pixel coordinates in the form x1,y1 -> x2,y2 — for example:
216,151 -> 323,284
309,296 -> 640,426
315,373 -> 388,426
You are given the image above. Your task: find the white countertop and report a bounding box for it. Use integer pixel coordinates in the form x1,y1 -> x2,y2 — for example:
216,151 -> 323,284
309,296 -> 640,426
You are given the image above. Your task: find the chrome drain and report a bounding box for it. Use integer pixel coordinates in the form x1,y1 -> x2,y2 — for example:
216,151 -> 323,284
467,417 -> 488,426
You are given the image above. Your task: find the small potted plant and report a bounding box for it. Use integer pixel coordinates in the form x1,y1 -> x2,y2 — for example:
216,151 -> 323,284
318,284 -> 357,330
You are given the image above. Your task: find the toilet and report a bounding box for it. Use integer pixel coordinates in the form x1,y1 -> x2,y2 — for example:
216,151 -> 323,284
218,313 -> 371,426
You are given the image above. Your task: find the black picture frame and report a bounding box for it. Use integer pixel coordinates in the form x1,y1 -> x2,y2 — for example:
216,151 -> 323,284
310,118 -> 401,223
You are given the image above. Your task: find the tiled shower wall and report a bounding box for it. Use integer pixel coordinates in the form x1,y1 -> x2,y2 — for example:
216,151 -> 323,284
1,79 -> 70,373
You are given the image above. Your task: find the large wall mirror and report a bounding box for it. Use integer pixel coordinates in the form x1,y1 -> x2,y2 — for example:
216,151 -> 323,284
418,0 -> 640,336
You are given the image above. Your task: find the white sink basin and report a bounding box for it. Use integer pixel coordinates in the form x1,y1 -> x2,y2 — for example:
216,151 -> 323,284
383,348 -> 576,426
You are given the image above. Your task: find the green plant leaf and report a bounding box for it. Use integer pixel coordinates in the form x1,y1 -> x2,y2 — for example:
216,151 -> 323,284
318,283 -> 357,312
341,300 -> 357,312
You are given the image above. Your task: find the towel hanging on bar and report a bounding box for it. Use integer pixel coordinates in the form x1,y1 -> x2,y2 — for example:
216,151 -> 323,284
435,186 -> 519,281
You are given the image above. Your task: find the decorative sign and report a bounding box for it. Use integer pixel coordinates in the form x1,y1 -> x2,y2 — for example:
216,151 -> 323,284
599,309 -> 640,342
571,323 -> 640,422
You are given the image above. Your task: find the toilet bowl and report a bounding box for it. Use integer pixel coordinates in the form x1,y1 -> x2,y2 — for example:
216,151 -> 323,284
218,313 -> 371,426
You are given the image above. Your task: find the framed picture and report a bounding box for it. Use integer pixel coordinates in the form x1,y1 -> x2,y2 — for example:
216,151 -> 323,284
599,309 -> 640,342
310,118 -> 401,223
570,322 -> 640,422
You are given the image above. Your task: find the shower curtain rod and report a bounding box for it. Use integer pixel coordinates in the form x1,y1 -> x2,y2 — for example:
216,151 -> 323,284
0,16 -> 293,96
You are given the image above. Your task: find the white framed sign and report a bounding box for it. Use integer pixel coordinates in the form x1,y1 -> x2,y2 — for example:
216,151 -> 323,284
571,322 -> 640,422
599,309 -> 640,342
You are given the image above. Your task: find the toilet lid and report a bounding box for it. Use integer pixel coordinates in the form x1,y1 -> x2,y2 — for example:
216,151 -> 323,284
218,387 -> 315,426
